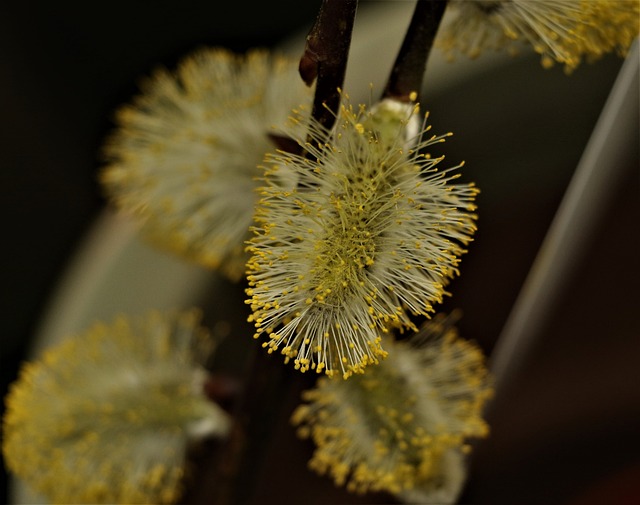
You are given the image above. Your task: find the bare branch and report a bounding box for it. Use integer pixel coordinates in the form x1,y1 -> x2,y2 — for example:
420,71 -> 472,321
383,0 -> 447,102
300,0 -> 358,131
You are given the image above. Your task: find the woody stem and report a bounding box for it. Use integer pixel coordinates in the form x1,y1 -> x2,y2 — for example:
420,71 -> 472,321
383,0 -> 447,103
299,0 -> 358,132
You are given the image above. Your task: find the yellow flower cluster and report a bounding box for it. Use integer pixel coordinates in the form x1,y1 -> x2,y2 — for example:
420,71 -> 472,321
101,48 -> 310,280
291,314 -> 493,501
246,98 -> 478,379
2,310 -> 229,504
438,0 -> 640,72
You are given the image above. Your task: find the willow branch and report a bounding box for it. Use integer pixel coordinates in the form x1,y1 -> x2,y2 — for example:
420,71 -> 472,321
300,0 -> 358,132
383,0 -> 447,102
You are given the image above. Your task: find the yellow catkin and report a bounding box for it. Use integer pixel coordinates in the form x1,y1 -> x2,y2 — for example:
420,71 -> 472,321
437,0 -> 640,72
2,309 -> 230,504
247,97 -> 478,378
291,313 -> 493,502
101,48 -> 312,280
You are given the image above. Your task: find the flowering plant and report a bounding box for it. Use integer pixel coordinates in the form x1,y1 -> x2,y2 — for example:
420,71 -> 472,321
3,1 -> 638,504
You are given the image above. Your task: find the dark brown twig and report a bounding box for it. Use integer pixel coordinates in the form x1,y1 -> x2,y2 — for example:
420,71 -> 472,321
383,0 -> 448,103
300,0 -> 358,132
182,343 -> 294,505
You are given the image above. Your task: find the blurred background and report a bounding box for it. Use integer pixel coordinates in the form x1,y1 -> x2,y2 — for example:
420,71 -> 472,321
1,1 -> 638,504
